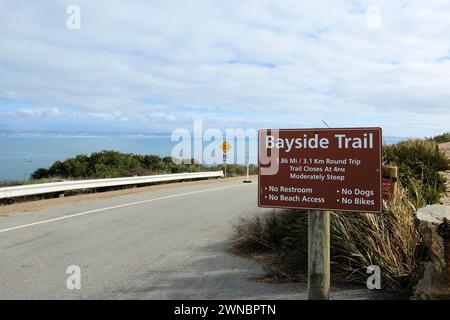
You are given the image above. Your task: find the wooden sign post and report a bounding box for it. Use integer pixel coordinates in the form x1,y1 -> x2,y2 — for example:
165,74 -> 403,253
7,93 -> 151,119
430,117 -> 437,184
258,128 -> 382,300
308,210 -> 330,300
382,165 -> 399,202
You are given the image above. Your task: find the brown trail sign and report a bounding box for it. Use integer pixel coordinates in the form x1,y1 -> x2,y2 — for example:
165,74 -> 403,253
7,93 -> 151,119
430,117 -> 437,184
258,128 -> 382,213
257,127 -> 382,300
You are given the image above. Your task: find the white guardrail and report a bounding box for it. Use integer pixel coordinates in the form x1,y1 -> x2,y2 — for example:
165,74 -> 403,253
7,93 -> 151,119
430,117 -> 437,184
0,171 -> 224,200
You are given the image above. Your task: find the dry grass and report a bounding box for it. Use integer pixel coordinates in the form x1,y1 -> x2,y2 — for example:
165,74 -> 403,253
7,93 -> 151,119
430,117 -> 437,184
232,138 -> 449,292
232,215 -> 274,252
439,142 -> 450,159
331,187 -> 422,291
232,187 -> 423,292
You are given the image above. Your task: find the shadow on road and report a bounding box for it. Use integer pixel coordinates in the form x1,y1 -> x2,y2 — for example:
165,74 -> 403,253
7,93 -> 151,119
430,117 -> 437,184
108,240 -> 407,300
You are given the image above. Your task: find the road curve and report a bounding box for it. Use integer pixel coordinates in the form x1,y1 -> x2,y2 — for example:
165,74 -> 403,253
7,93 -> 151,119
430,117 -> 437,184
0,178 -> 399,299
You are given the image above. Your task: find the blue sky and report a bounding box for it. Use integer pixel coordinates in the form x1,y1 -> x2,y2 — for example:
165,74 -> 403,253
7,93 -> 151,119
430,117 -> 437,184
0,0 -> 449,137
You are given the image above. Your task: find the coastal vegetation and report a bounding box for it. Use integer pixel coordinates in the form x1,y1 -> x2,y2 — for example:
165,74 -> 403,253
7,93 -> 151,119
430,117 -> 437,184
0,150 -> 257,202
233,137 -> 449,292
383,139 -> 449,205
428,132 -> 450,144
27,150 -> 257,180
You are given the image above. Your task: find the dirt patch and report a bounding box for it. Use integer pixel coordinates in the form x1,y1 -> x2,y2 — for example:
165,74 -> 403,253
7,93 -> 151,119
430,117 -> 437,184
439,143 -> 450,205
439,142 -> 450,157
0,176 -> 256,217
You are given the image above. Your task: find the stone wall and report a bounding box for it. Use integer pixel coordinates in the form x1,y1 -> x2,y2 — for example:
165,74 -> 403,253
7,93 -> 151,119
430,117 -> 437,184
412,205 -> 450,299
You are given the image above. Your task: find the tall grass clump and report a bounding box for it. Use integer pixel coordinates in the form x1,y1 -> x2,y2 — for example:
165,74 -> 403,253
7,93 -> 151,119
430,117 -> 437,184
233,187 -> 422,292
330,187 -> 422,291
383,139 -> 449,205
233,211 -> 309,278
233,136 -> 450,292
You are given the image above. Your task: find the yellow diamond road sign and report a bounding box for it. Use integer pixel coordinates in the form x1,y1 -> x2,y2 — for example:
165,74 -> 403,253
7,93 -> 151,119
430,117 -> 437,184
221,141 -> 231,154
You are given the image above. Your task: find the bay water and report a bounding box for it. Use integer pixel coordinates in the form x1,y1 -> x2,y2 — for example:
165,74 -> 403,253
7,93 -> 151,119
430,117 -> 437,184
0,134 -> 405,181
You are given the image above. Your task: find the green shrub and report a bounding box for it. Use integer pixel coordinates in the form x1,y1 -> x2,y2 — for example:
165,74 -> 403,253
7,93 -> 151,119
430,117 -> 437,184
428,132 -> 450,144
31,168 -> 50,180
30,150 -> 255,180
383,139 -> 449,205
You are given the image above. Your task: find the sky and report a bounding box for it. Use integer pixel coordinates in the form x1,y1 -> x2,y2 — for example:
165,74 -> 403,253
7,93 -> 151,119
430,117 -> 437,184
0,0 -> 449,137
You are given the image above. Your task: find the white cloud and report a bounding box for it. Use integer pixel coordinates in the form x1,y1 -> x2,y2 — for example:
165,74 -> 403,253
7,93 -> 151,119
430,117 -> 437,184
17,107 -> 60,117
146,112 -> 176,123
0,0 -> 449,136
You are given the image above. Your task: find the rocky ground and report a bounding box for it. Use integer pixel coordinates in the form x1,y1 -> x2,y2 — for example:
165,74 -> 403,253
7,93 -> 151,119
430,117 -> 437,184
413,142 -> 450,299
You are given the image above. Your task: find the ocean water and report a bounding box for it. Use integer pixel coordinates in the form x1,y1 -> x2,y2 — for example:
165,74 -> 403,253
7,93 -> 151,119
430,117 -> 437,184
0,134 -> 406,181
0,136 -> 177,181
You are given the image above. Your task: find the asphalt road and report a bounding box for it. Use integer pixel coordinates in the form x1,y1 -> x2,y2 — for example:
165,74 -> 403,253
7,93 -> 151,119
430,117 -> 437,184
0,178 -> 399,299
